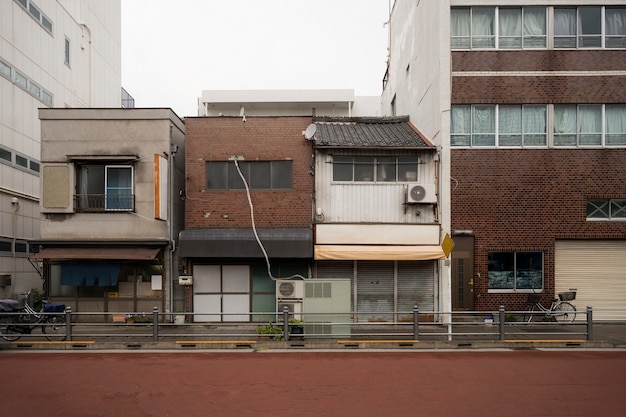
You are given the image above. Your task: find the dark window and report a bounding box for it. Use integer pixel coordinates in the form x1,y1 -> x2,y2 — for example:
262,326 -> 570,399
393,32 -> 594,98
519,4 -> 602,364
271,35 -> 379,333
76,165 -> 134,212
488,251 -> 543,290
206,160 -> 293,190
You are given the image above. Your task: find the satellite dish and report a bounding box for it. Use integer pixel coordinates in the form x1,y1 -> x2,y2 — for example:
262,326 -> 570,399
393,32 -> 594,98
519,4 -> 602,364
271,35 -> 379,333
303,123 -> 317,140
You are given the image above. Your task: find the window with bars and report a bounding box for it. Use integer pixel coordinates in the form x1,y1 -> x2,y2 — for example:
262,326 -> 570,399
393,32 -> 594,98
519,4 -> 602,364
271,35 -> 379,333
587,199 -> 626,220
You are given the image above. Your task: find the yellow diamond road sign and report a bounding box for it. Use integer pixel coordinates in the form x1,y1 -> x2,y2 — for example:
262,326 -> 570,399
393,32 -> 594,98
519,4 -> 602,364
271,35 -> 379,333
441,233 -> 455,258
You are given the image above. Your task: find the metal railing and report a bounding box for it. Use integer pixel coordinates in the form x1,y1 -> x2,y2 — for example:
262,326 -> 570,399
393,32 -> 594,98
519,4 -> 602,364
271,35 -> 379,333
1,305 -> 595,344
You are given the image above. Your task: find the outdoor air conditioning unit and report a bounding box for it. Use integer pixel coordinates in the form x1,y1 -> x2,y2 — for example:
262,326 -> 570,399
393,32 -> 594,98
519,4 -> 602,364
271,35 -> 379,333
276,300 -> 302,322
407,183 -> 437,204
276,279 -> 304,300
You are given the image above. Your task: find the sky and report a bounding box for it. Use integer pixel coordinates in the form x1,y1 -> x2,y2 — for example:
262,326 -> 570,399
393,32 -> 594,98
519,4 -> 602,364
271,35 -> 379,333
121,0 -> 390,117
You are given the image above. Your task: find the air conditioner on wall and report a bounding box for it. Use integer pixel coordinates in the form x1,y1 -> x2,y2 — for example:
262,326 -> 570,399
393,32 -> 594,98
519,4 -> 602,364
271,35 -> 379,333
276,301 -> 302,322
276,279 -> 304,300
407,183 -> 437,204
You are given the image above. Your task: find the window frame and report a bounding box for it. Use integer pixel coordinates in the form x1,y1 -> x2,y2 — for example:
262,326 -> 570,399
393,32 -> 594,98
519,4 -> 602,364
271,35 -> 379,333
587,199 -> 626,221
331,155 -> 420,183
488,251 -> 544,292
76,164 -> 135,212
205,160 -> 293,191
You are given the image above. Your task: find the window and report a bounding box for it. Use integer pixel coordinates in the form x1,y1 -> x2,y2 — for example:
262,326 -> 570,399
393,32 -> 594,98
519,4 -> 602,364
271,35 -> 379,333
587,199 -> 626,220
451,6 -> 546,49
451,105 -> 498,147
555,6 -> 626,49
64,38 -> 71,66
554,105 -> 602,146
76,165 -> 134,212
1,57 -> 53,106
499,105 -> 547,146
206,160 -> 292,190
332,156 -> 420,182
488,252 -> 543,291
606,105 -> 626,146
14,0 -> 53,34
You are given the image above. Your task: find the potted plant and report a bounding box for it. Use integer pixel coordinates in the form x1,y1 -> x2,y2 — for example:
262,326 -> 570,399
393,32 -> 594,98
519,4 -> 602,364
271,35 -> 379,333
288,318 -> 304,337
255,322 -> 283,340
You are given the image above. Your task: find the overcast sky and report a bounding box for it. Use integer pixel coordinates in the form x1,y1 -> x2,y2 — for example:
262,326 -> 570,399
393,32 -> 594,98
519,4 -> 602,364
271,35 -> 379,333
121,0 -> 390,117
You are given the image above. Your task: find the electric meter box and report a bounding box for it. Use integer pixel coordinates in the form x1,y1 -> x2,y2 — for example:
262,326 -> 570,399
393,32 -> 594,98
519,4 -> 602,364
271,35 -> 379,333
178,276 -> 193,286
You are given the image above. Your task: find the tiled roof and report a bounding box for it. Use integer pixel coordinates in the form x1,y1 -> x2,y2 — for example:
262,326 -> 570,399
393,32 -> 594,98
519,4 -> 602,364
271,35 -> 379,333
312,116 -> 433,149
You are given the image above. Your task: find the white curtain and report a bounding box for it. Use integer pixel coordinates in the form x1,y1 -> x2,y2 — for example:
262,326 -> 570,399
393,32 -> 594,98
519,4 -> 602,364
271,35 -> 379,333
554,9 -> 576,36
499,8 -> 521,48
472,8 -> 495,48
523,106 -> 547,146
606,105 -> 626,145
554,105 -> 576,146
451,106 -> 471,146
499,106 -> 522,145
473,106 -> 495,146
523,7 -> 547,47
606,8 -> 626,35
579,105 -> 602,145
451,9 -> 470,49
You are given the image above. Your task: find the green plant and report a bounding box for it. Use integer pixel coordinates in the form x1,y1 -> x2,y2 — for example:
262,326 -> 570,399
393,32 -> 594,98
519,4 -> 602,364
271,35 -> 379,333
255,322 -> 283,339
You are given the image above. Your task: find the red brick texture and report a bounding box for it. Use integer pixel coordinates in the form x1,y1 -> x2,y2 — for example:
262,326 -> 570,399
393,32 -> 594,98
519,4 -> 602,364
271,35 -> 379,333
184,116 -> 314,229
451,148 -> 626,311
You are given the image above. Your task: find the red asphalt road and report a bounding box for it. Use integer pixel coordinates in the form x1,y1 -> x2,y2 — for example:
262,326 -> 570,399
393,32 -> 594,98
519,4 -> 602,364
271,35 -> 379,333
1,350 -> 625,417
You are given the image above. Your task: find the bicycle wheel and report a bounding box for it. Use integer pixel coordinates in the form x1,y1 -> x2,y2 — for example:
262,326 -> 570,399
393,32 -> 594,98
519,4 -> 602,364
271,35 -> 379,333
0,315 -> 21,341
553,302 -> 576,323
523,304 -> 537,323
42,315 -> 67,341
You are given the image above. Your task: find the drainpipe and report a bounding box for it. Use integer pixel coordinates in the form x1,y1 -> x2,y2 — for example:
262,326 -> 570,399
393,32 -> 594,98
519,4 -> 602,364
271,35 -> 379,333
169,126 -> 178,315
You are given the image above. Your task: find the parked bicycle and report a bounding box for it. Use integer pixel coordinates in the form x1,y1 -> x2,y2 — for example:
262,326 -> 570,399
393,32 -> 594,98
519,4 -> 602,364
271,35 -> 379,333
523,289 -> 577,323
0,291 -> 67,341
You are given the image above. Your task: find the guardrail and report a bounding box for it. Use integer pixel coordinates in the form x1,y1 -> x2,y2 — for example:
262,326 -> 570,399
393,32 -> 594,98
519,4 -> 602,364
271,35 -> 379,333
1,305 -> 595,344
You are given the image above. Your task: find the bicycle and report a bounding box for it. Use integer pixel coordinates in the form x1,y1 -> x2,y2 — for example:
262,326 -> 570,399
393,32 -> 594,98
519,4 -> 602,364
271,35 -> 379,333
0,291 -> 67,341
523,289 -> 577,323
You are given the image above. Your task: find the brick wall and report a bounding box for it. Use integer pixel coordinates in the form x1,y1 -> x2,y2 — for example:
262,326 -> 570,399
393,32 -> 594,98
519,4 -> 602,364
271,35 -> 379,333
451,148 -> 626,311
184,116 -> 313,229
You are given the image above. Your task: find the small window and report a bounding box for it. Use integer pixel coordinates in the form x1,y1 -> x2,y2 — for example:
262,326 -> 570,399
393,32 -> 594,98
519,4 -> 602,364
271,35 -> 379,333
41,15 -> 52,33
488,251 -> 543,291
587,199 -> 626,220
41,90 -> 53,107
15,154 -> 28,168
28,2 -> 40,20
29,160 -> 40,173
205,160 -> 293,190
606,105 -> 626,146
64,38 -> 71,66
0,148 -> 11,163
76,164 -> 134,212
15,71 -> 27,89
0,60 -> 11,79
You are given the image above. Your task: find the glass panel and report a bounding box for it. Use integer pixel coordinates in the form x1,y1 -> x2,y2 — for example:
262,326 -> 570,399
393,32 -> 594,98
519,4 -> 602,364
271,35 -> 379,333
578,7 -> 602,48
29,3 -> 40,20
472,7 -> 495,48
451,105 -> 471,146
16,155 -> 28,168
606,8 -> 626,48
523,105 -> 547,146
250,161 -> 270,189
516,252 -> 543,290
578,105 -> 602,145
15,71 -> 27,88
451,8 -> 470,49
606,104 -> 626,145
28,81 -> 40,96
106,166 -> 133,210
228,161 -> 247,189
0,148 -> 11,162
523,7 -> 547,48
42,15 -> 53,32
206,161 -> 227,189
472,105 -> 495,146
488,252 -> 514,289
354,156 -> 375,182
554,105 -> 577,146
610,200 -> 626,219
587,200 -> 609,218
0,60 -> 10,78
554,8 -> 576,48
333,156 -> 353,181
499,105 -> 522,146
271,161 -> 292,189
376,156 -> 396,182
397,156 -> 419,182
42,90 -> 53,106
499,8 -> 522,49
29,160 -> 40,172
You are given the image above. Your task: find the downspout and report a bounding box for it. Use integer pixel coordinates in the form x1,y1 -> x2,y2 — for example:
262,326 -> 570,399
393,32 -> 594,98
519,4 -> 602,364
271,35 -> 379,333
168,125 -> 177,315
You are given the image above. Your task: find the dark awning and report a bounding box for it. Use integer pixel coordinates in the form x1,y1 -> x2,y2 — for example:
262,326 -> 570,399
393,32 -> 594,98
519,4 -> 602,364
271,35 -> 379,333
32,247 -> 161,260
179,228 -> 313,258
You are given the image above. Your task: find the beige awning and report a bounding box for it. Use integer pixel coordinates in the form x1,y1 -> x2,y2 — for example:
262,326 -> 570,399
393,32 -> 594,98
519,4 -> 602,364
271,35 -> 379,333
32,247 -> 161,260
314,245 -> 446,261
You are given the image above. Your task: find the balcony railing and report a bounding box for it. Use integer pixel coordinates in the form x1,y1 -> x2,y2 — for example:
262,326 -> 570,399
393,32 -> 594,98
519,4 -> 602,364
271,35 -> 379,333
75,194 -> 135,212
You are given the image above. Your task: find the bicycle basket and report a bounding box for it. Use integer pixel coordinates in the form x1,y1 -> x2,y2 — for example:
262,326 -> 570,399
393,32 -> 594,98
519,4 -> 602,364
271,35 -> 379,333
558,291 -> 576,301
527,294 -> 541,304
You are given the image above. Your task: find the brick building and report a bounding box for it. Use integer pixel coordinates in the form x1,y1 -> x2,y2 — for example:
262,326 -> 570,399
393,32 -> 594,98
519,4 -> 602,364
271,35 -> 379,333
179,116 -> 314,322
382,1 -> 626,320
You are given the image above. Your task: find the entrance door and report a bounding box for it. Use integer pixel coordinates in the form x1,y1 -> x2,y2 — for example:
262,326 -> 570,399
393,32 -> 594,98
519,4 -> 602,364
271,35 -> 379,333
451,235 -> 474,310
193,265 -> 250,322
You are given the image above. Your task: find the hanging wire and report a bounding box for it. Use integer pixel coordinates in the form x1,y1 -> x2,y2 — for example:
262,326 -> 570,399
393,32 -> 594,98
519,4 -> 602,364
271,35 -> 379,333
232,159 -> 306,281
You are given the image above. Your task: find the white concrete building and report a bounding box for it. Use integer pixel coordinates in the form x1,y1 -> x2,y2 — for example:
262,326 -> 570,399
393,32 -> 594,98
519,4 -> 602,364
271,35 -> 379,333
0,0 -> 121,296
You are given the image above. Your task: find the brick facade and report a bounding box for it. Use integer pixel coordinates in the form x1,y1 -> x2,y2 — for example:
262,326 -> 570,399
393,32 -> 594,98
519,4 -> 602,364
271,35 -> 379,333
451,148 -> 626,311
184,116 -> 314,229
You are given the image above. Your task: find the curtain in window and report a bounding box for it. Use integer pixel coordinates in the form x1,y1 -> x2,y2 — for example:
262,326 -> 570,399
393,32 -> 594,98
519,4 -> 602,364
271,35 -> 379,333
472,8 -> 495,48
606,105 -> 626,145
554,105 -> 577,146
499,8 -> 521,49
498,106 -> 522,146
472,106 -> 495,146
106,166 -> 132,210
606,8 -> 626,48
523,7 -> 546,47
554,8 -> 576,48
579,105 -> 602,145
451,8 -> 470,49
523,105 -> 547,146
451,106 -> 471,146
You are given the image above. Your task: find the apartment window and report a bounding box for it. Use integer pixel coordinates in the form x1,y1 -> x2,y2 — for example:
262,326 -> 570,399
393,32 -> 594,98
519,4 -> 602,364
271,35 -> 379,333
555,6 -> 626,49
0,60 -> 10,79
451,6 -> 546,49
554,105 -> 602,146
76,165 -> 134,212
499,105 -> 547,146
606,105 -> 626,146
332,156 -> 419,182
64,38 -> 71,66
451,105 -> 495,146
488,252 -> 543,291
587,199 -> 626,220
14,0 -> 53,34
206,160 -> 293,190
0,58 -> 53,106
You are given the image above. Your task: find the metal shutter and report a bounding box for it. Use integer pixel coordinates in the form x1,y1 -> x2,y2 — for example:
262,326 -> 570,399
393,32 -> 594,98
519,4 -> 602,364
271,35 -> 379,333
356,261 -> 394,322
397,261 -> 435,320
555,240 -> 626,321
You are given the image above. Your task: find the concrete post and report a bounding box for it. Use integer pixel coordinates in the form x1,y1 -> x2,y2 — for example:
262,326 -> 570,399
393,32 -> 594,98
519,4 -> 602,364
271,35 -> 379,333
153,307 -> 159,342
65,306 -> 72,341
586,306 -> 593,341
499,306 -> 505,341
283,306 -> 289,341
413,305 -> 419,340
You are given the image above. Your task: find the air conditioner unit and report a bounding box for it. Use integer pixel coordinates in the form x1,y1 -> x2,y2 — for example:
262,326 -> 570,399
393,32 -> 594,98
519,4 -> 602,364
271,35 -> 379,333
276,279 -> 304,299
407,183 -> 437,204
276,301 -> 302,322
